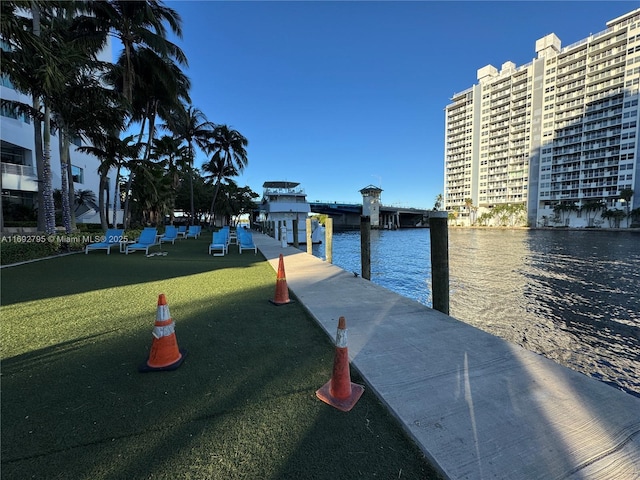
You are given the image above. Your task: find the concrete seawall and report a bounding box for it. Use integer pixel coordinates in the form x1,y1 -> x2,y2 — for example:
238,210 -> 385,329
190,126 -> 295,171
253,232 -> 640,479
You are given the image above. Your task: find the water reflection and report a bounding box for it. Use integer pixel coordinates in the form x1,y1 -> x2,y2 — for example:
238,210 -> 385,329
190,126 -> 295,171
313,229 -> 640,396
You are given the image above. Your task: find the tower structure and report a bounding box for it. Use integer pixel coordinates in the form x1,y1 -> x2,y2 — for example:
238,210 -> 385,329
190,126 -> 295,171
360,185 -> 383,227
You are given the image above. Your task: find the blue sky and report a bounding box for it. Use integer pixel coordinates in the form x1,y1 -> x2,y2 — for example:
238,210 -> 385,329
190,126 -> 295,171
158,1 -> 638,209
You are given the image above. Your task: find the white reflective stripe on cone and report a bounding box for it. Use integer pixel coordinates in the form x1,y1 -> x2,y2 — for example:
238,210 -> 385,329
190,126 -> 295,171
152,322 -> 175,339
156,304 -> 171,322
335,328 -> 347,348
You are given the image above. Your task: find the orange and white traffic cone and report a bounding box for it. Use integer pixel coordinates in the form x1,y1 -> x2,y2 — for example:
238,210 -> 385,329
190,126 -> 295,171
139,294 -> 187,372
269,254 -> 293,305
316,317 -> 364,412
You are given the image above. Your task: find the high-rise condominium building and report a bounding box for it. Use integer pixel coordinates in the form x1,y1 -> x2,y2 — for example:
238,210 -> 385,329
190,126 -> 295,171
444,9 -> 640,228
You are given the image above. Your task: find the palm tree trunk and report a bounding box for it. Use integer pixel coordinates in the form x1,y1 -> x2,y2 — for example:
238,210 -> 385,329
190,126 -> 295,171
33,98 -> 46,232
58,127 -> 71,233
124,41 -> 134,105
112,166 -> 121,227
189,165 -> 195,223
122,173 -> 133,229
123,120 -> 148,229
188,143 -> 195,222
145,102 -> 158,162
123,103 -> 158,229
31,2 -> 49,233
98,173 -> 108,231
105,178 -> 110,229
64,140 -> 76,230
42,105 -> 56,234
209,175 -> 223,227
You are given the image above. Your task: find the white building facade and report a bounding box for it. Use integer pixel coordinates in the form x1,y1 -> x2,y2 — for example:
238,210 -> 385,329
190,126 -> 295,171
444,9 -> 640,228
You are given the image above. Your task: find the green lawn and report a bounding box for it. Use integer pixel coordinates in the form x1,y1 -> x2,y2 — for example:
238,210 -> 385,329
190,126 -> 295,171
1,235 -> 442,480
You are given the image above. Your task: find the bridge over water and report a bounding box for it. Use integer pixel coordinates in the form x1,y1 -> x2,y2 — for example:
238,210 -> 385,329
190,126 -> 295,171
309,201 -> 433,230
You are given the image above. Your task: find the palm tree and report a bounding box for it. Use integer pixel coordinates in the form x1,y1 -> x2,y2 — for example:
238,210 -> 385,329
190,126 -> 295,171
433,194 -> 443,211
580,200 -> 605,227
1,2 -> 67,234
151,135 -> 189,223
553,202 -> 576,226
619,188 -> 634,228
503,203 -> 526,227
173,167 -> 209,221
78,134 -> 140,230
463,197 -> 478,225
601,208 -> 625,228
90,0 -> 187,105
477,211 -> 493,226
129,159 -> 173,225
55,78 -> 128,230
492,204 -> 510,226
91,1 -> 189,229
46,8 -> 118,233
74,189 -> 98,216
202,151 -> 239,226
205,125 -> 249,225
163,104 -> 214,222
123,46 -> 191,153
110,46 -> 191,228
2,2 -> 119,233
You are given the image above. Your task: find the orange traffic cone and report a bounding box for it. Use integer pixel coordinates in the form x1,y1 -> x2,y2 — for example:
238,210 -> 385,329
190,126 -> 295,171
269,254 -> 293,305
316,317 -> 364,412
139,294 -> 187,372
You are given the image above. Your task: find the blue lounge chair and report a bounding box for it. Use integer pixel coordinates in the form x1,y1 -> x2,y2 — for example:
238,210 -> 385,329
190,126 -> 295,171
208,232 -> 227,256
219,227 -> 230,247
160,226 -> 178,244
177,225 -> 187,239
185,225 -> 201,239
238,232 -> 257,254
85,228 -> 124,255
126,228 -> 159,255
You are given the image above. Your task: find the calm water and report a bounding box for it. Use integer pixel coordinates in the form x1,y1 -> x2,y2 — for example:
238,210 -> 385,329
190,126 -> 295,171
312,228 -> 640,397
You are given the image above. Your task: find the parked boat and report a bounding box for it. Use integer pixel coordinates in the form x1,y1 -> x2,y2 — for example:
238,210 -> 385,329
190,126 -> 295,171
258,181 -> 323,244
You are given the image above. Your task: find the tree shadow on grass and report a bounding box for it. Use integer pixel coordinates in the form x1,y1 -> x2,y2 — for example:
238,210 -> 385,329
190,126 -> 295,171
0,237 -> 267,306
1,276 -> 439,479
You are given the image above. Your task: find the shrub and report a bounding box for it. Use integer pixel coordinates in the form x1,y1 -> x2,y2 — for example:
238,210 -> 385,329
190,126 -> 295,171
0,241 -> 60,265
2,221 -> 38,228
0,233 -> 93,265
76,224 -> 106,232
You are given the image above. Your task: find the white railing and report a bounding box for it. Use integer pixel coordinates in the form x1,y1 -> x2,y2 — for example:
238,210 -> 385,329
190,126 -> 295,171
264,187 -> 305,196
1,162 -> 36,177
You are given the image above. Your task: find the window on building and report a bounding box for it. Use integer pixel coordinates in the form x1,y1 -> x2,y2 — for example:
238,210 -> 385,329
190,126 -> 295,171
71,165 -> 84,184
0,103 -> 30,124
1,74 -> 14,89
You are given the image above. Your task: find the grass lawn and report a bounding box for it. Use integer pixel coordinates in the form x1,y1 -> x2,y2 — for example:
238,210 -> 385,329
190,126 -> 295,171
1,234 -> 442,480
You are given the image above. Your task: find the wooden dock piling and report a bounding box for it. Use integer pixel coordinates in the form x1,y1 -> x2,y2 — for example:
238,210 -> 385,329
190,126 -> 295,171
360,216 -> 371,280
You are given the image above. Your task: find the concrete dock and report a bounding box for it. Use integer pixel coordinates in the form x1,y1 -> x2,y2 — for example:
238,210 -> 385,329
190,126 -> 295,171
252,232 -> 640,480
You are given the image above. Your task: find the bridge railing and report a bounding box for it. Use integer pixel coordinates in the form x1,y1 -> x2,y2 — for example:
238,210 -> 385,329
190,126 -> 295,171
309,200 -> 362,206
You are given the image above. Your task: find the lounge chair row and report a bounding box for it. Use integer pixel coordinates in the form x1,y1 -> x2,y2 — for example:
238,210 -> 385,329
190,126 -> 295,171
85,225 -> 205,255
208,227 -> 257,256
